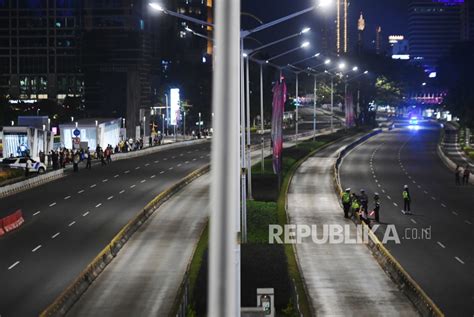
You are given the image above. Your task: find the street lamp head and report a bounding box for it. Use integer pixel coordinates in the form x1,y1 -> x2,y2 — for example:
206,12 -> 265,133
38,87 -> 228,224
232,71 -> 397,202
314,52 -> 321,57
301,41 -> 310,48
149,3 -> 164,11
352,66 -> 358,72
185,26 -> 193,32
242,52 -> 248,58
324,59 -> 331,65
338,62 -> 346,70
422,82 -> 427,86
265,60 -> 269,64
364,70 -> 369,74
301,27 -> 311,34
318,0 -> 333,8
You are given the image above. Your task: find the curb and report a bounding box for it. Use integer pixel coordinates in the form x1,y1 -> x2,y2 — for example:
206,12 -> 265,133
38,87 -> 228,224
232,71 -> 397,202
0,169 -> 64,199
333,130 -> 444,317
40,164 -> 210,317
437,144 -> 474,185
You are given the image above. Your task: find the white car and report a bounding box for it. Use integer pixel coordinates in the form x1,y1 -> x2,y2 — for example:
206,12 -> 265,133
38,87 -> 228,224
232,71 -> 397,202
1,157 -> 47,174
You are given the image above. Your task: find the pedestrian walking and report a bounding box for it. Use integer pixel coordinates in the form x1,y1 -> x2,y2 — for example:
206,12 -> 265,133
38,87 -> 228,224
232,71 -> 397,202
455,164 -> 461,185
402,185 -> 411,214
85,149 -> 92,169
73,151 -> 80,172
462,165 -> 471,185
341,188 -> 352,218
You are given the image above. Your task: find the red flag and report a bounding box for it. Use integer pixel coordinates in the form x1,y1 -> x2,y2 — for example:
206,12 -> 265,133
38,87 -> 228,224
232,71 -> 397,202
271,78 -> 287,175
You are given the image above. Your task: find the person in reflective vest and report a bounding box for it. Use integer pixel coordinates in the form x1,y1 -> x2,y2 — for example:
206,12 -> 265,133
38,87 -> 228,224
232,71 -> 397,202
350,193 -> 360,218
341,188 -> 352,218
402,185 -> 411,213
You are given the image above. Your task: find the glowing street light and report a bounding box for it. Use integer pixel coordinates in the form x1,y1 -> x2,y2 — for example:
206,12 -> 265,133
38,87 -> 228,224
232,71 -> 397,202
352,66 -> 359,72
339,62 -> 346,70
301,41 -> 310,48
301,27 -> 311,34
318,0 -> 333,8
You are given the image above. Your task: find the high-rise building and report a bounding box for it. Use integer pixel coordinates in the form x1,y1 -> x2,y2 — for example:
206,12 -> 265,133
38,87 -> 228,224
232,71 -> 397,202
375,26 -> 382,55
357,12 -> 366,54
336,0 -> 349,53
408,0 -> 464,71
0,0 -> 83,102
82,0 -> 152,138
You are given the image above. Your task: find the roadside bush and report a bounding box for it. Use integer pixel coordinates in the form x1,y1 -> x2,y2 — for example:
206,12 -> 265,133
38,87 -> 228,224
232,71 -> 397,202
0,168 -> 23,183
247,200 -> 278,243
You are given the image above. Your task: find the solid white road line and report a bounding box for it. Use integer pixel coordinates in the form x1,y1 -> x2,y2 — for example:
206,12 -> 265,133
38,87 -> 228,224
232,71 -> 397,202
64,196 -> 71,200
455,257 -> 465,264
78,189 -> 85,194
49,202 -> 57,207
130,184 -> 136,188
51,232 -> 61,239
107,196 -> 114,200
95,203 -> 102,208
32,245 -> 42,252
410,219 -> 417,224
119,190 -> 125,194
437,241 -> 446,249
33,211 -> 41,216
8,261 -> 20,270
68,221 -> 76,227
83,211 -> 90,217
90,184 -> 96,188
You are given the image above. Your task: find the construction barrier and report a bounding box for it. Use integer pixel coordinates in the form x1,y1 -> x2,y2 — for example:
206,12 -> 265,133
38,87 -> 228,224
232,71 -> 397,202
0,209 -> 24,234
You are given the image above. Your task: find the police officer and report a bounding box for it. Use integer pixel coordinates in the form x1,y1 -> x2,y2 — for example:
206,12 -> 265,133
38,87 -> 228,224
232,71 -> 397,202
359,189 -> 369,215
341,188 -> 352,218
373,193 -> 380,222
402,185 -> 411,214
350,193 -> 360,219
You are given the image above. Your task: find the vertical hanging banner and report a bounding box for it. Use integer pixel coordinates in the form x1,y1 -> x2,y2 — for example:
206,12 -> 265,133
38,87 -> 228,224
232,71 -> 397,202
271,77 -> 287,176
170,88 -> 180,126
345,93 -> 355,128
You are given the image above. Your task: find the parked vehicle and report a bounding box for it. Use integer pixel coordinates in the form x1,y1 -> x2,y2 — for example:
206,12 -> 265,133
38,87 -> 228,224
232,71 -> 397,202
1,157 -> 47,174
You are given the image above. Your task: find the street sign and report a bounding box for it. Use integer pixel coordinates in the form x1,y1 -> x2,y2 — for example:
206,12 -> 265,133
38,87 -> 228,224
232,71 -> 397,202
72,137 -> 81,149
73,129 -> 80,137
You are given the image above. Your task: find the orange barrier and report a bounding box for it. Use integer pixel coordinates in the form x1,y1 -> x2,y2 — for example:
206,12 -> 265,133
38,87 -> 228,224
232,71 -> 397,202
1,210 -> 24,234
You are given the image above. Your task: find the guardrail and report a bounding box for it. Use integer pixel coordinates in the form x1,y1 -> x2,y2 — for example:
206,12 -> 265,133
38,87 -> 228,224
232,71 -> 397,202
332,129 -> 444,317
40,164 -> 210,317
0,169 -> 64,199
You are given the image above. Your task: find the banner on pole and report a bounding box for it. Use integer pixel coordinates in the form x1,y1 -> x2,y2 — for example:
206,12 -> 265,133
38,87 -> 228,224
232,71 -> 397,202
271,78 -> 287,175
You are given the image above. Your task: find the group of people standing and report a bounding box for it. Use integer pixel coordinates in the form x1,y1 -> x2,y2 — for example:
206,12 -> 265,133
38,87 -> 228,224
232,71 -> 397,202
341,185 -> 413,222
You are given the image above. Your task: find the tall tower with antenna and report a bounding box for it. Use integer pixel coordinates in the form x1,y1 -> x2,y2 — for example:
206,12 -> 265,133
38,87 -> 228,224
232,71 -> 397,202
357,12 -> 366,54
336,0 -> 349,53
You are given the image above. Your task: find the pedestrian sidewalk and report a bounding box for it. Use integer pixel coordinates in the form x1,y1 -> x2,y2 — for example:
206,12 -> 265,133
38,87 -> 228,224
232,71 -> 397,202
441,123 -> 474,168
287,137 -> 418,316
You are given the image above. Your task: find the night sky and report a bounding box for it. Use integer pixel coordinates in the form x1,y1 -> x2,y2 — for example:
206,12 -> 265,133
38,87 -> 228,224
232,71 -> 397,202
242,0 -> 411,63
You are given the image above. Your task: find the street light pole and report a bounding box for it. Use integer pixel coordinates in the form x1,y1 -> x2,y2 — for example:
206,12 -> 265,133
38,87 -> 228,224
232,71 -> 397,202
331,75 -> 334,132
162,114 -> 165,137
295,72 -> 299,139
260,63 -> 265,172
198,112 -> 202,136
208,0 -> 239,315
344,80 -> 348,128
240,38 -> 248,244
245,57 -> 252,200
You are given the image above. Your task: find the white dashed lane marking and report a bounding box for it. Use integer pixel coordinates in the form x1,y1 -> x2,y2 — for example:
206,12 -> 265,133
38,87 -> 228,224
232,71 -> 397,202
160,171 -> 165,174
119,190 -> 125,194
102,179 -> 108,183
455,257 -> 465,265
145,163 -> 150,166
424,190 -> 428,194
130,184 -> 136,188
393,202 -> 398,207
78,189 -> 85,194
465,220 -> 472,225
124,170 -> 130,174
177,163 -> 182,167
387,195 -> 391,200
49,202 -> 57,207
32,245 -> 42,252
431,196 -> 436,201
441,203 -> 446,208
135,166 -> 140,170
452,211 -> 459,216
68,221 -> 76,227
107,196 -> 114,200
51,232 -> 61,239
33,211 -> 41,216
410,219 -> 417,224
437,241 -> 446,249
114,174 -> 119,178
90,184 -> 96,188
95,203 -> 102,208
154,160 -> 159,163
140,180 -> 146,183
83,211 -> 90,217
8,261 -> 20,270
169,167 -> 174,170
64,196 -> 71,200
185,161 -> 190,164
150,175 -> 156,179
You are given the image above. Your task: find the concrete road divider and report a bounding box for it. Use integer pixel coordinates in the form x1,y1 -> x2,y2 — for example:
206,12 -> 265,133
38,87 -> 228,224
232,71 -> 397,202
0,209 -> 25,234
333,130 -> 444,317
0,169 -> 64,199
40,164 -> 210,317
